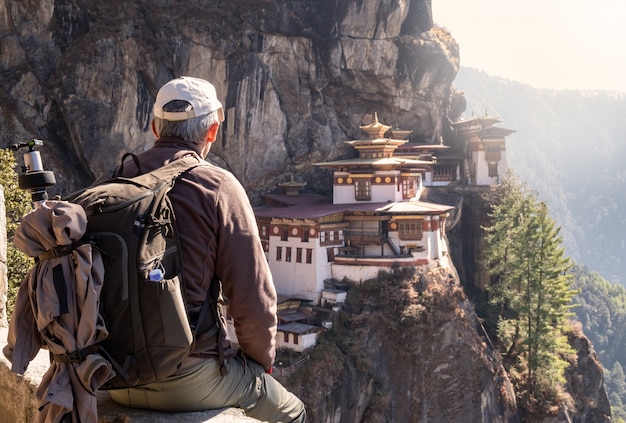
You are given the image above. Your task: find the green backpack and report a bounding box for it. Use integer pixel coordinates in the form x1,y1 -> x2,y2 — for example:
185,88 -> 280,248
67,155 -> 226,389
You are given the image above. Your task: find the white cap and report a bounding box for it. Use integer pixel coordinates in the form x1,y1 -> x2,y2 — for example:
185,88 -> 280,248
154,76 -> 224,122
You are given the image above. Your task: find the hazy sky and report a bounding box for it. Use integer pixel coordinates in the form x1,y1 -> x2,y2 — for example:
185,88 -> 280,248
432,0 -> 626,92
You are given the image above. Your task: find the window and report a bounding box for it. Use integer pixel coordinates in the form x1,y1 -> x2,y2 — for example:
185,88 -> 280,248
488,163 -> 498,178
326,247 -> 335,262
286,247 -> 292,262
281,227 -> 289,241
485,144 -> 502,161
306,248 -> 313,264
320,230 -> 343,245
398,221 -> 423,240
276,246 -> 282,261
293,335 -> 299,345
402,178 -> 416,199
434,164 -> 457,181
260,225 -> 268,239
283,332 -> 289,343
354,179 -> 371,201
296,248 -> 303,263
301,230 -> 309,242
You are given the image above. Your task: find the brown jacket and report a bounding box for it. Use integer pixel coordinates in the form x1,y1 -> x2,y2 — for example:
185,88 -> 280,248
115,137 -> 277,369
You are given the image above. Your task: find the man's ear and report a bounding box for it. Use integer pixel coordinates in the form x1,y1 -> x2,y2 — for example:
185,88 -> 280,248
151,119 -> 159,138
205,122 -> 220,144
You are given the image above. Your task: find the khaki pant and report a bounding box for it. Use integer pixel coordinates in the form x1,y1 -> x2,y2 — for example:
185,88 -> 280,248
109,354 -> 306,422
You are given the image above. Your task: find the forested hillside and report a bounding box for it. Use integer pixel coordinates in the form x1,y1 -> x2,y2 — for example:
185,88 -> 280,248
452,67 -> 626,286
572,265 -> 626,421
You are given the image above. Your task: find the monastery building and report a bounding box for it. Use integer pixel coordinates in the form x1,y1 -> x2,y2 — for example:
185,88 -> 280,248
241,112 -> 515,352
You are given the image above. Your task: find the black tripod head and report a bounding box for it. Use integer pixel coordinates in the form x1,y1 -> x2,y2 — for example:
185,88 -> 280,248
10,139 -> 56,208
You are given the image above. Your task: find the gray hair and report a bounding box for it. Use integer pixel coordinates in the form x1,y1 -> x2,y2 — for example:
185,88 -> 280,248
153,100 -> 219,145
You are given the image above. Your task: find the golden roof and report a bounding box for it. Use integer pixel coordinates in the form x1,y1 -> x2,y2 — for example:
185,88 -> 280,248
360,113 -> 391,139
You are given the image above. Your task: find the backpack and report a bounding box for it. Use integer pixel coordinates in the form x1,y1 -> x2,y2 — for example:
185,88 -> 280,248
66,154 -> 225,389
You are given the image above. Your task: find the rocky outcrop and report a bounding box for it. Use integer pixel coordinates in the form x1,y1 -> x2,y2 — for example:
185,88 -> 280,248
279,266 -> 520,423
0,0 -> 458,201
564,324 -> 611,423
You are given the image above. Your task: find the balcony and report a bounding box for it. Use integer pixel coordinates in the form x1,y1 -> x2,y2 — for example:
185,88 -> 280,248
433,164 -> 457,182
339,233 -> 415,260
344,230 -> 387,245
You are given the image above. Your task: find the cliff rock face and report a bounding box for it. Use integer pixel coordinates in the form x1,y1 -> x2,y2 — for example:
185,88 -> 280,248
279,267 -> 520,423
563,325 -> 612,423
0,0 -> 458,199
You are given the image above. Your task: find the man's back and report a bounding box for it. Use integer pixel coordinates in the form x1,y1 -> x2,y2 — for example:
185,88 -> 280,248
116,138 -> 277,369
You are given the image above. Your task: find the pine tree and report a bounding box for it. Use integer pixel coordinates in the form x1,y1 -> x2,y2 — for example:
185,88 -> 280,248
483,174 -> 533,358
523,202 -> 575,399
610,362 -> 626,395
483,173 -> 577,408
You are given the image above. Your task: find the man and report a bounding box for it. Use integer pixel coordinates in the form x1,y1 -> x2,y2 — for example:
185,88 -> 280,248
108,76 -> 306,422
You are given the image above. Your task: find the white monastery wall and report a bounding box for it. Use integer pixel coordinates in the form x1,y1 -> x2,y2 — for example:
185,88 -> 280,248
370,184 -> 402,202
331,263 -> 382,283
474,151 -> 491,185
333,185 -> 357,204
276,332 -> 317,352
425,229 -> 440,259
268,236 -> 321,303
497,150 -> 508,182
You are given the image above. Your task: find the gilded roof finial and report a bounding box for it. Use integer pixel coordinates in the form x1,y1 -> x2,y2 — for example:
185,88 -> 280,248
389,122 -> 413,140
278,176 -> 307,197
360,112 -> 391,139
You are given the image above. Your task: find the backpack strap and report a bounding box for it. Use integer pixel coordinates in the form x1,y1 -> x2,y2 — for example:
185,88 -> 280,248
115,153 -> 143,177
192,275 -> 231,376
135,155 -> 206,186
100,153 -> 204,186
145,155 -> 231,372
118,154 -> 227,372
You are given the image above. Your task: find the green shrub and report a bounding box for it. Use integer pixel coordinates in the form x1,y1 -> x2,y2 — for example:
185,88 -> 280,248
0,148 -> 34,317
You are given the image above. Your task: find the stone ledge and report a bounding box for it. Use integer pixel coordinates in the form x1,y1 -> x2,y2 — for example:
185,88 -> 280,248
97,393 -> 262,423
0,327 -> 262,422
